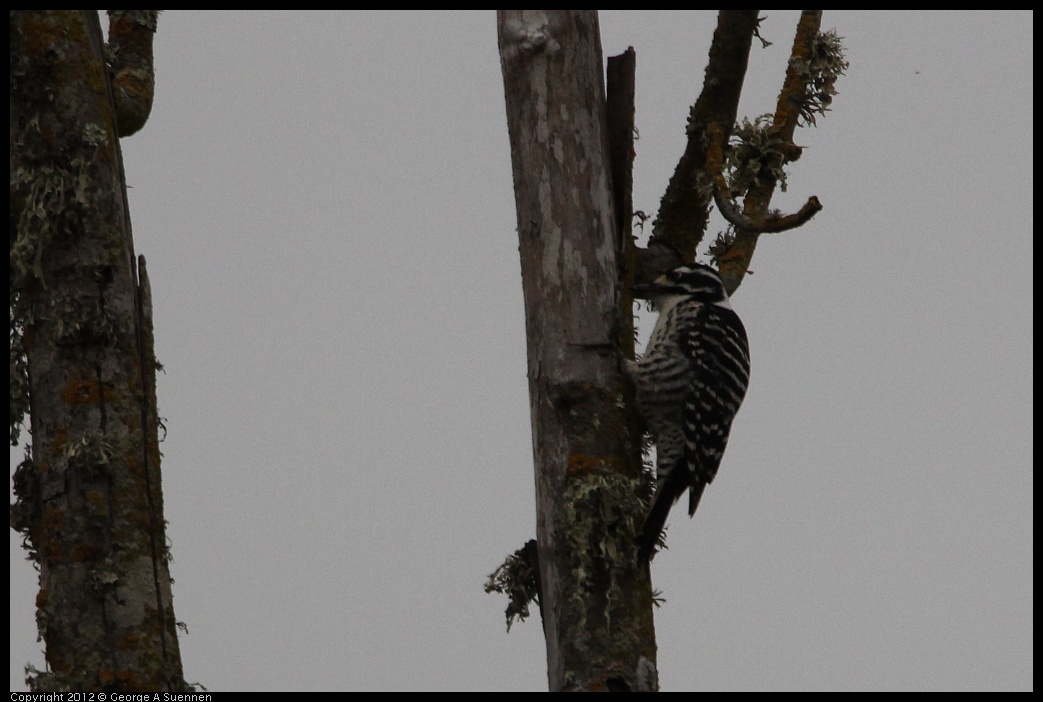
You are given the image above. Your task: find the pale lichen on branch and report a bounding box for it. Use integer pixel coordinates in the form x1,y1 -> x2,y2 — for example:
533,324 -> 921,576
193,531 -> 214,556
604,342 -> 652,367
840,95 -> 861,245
702,17 -> 847,286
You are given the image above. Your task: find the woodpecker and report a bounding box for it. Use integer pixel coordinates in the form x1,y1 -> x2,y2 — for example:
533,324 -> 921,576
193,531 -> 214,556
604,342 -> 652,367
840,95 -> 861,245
627,263 -> 751,563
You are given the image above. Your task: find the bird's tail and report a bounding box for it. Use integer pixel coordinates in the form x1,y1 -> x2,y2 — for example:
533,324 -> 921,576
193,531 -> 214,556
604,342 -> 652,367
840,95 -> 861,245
637,495 -> 671,565
687,481 -> 706,517
637,468 -> 702,564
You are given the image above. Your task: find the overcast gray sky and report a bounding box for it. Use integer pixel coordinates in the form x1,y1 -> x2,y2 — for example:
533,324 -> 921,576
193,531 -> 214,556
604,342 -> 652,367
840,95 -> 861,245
10,11 -> 1033,692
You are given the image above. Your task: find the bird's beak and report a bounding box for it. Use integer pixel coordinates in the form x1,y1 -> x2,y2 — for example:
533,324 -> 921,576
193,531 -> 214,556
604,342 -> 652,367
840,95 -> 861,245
633,275 -> 668,300
633,283 -> 657,299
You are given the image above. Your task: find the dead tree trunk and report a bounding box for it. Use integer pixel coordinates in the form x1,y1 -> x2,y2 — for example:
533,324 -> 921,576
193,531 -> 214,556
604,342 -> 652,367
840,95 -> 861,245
498,10 -> 657,692
495,9 -> 846,691
10,10 -> 186,691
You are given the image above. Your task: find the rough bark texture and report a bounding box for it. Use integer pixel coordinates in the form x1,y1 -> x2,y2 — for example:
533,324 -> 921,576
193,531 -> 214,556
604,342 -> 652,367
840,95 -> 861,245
106,10 -> 158,138
493,10 -> 842,690
723,10 -> 825,289
10,10 -> 185,691
498,10 -> 657,692
643,10 -> 760,277
606,47 -> 636,266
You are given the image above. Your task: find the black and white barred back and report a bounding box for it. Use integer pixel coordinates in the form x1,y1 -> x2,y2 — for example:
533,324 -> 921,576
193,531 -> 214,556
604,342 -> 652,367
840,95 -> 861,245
627,263 -> 751,562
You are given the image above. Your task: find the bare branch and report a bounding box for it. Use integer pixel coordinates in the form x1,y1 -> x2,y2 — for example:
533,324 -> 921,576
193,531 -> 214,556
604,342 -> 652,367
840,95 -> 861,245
715,11 -> 846,291
607,47 -> 637,260
646,11 -> 760,270
106,11 -> 159,137
722,193 -> 823,233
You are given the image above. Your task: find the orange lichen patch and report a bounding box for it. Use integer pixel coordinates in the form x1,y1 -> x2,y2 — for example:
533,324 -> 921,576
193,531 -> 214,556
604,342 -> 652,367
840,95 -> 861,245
85,488 -> 108,511
20,13 -> 74,57
63,370 -> 113,405
127,509 -> 152,532
41,504 -> 65,524
35,531 -> 65,562
567,454 -> 606,479
98,668 -> 141,689
51,424 -> 69,449
117,633 -> 141,650
69,541 -> 99,563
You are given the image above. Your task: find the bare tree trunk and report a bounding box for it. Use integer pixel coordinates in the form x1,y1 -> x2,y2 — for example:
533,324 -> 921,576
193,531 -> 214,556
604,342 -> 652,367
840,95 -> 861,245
10,10 -> 186,691
498,10 -> 657,692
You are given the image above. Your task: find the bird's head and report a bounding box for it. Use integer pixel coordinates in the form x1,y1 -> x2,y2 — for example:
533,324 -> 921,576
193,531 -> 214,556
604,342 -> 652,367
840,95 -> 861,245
634,263 -> 731,306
